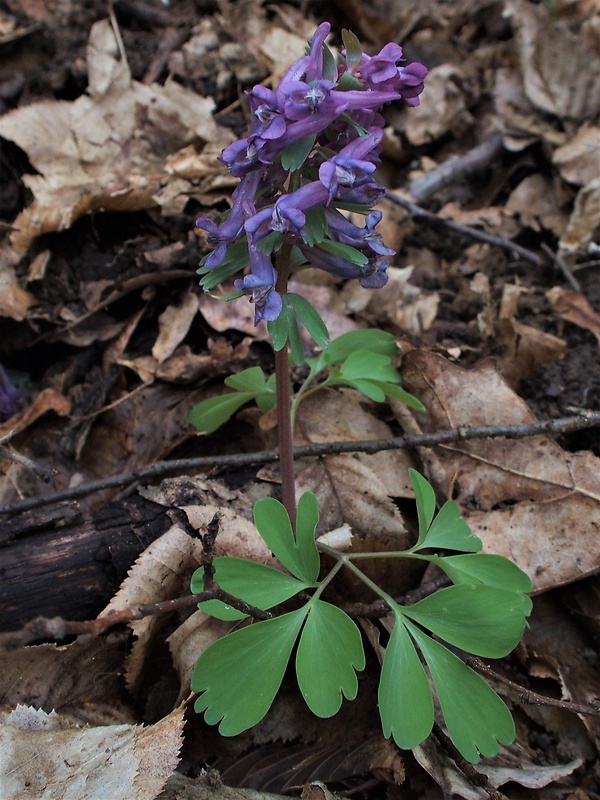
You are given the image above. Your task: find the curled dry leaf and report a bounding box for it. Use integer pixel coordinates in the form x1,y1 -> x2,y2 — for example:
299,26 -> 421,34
0,704 -> 183,800
553,125 -> 600,187
400,350 -> 600,592
547,286 -> 600,343
0,19 -> 224,255
559,178 -> 600,252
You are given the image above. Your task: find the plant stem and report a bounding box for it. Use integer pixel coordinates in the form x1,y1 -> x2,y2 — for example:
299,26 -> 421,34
275,244 -> 296,530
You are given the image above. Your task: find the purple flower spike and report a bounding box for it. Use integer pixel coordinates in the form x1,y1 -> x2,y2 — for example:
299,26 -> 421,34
234,243 -> 282,324
281,80 -> 339,121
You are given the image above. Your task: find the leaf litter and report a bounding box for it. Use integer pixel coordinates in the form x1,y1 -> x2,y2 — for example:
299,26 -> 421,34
0,0 -> 599,797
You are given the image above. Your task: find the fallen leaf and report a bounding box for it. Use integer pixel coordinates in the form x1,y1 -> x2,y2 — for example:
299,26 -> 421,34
495,318 -> 566,388
547,286 -> 600,343
553,125 -> 600,187
400,350 -> 600,592
0,704 -> 183,800
152,289 -> 200,364
0,20 -> 224,254
504,0 -> 600,121
559,178 -> 600,252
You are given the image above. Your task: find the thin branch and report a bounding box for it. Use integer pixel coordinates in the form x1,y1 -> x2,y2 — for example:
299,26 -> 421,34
409,133 -> 505,204
1,411 -> 598,518
433,723 -> 510,800
386,190 -> 544,267
466,657 -> 600,718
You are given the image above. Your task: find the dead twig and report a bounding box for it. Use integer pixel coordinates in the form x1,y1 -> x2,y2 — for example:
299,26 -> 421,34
386,190 -> 544,267
409,133 -> 505,204
0,411 -> 598,519
466,657 -> 600,718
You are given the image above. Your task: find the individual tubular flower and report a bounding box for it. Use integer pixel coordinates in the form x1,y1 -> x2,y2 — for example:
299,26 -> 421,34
196,171 -> 262,267
298,243 -> 389,288
325,209 -> 395,257
245,182 -> 330,242
358,43 -> 428,105
318,128 -> 383,202
234,242 -> 282,324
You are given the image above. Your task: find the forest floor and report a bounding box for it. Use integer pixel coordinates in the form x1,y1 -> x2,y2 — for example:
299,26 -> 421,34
0,0 -> 599,798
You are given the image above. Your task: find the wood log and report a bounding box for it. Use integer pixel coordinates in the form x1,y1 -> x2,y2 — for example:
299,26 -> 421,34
0,494 -> 171,632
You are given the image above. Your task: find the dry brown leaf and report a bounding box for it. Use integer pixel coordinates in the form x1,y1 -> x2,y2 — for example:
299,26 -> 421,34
0,638 -> 137,727
553,125 -> 600,187
0,704 -> 183,800
495,318 -> 567,388
392,64 -> 474,146
400,350 -> 600,592
505,174 -> 569,236
0,20 -> 224,255
504,0 -> 600,121
152,289 -> 200,364
290,390 -> 421,594
559,178 -> 600,252
0,387 -> 71,441
547,286 -> 600,343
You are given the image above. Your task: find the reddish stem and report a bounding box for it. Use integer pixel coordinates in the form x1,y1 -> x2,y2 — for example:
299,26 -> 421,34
274,246 -> 296,530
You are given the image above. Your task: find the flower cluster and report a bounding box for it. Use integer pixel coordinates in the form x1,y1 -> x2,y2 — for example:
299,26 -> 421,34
196,23 -> 427,324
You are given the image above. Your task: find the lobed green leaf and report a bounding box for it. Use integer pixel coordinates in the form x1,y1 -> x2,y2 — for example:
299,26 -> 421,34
281,135 -> 316,172
405,620 -> 516,763
192,608 -> 307,735
321,329 -> 398,365
433,553 -> 533,594
403,584 -> 531,658
316,239 -> 368,266
379,615 -> 434,748
198,239 -> 249,290
410,468 -> 437,545
192,557 -> 310,620
224,366 -> 268,393
296,600 -> 365,716
253,493 -> 320,584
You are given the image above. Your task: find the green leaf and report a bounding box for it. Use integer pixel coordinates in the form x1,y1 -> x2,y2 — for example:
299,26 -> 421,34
255,374 -> 278,413
189,392 -> 257,434
336,71 -> 364,91
198,239 -> 249,290
256,231 -> 286,255
253,495 -> 320,584
404,584 -> 531,658
286,302 -> 306,366
379,615 -> 434,748
339,377 -> 387,402
267,307 -> 289,352
433,553 -> 533,594
303,205 -> 328,247
296,600 -> 365,716
294,492 -> 321,583
341,29 -> 362,68
287,293 -> 330,350
321,329 -> 398,367
322,43 -> 338,82
192,607 -> 308,735
225,366 -> 268,393
410,469 -> 437,545
370,381 -> 426,412
316,239 -> 368,266
406,620 -> 516,762
421,500 -> 482,553
192,557 -> 310,620
281,135 -> 316,172
339,351 -> 400,383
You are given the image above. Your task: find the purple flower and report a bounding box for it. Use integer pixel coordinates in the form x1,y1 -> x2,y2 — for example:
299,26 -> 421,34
281,80 -> 340,120
298,243 -> 389,288
247,86 -> 286,140
234,243 -> 282,324
0,365 -> 22,423
318,128 -> 382,202
358,44 -> 427,105
279,22 -> 331,86
196,171 -> 261,268
245,181 -> 330,241
325,209 -> 395,257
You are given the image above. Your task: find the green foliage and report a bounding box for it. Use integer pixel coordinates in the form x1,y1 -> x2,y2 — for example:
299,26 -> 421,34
189,327 -> 425,435
188,367 -> 276,434
190,475 -> 532,763
281,135 -> 317,172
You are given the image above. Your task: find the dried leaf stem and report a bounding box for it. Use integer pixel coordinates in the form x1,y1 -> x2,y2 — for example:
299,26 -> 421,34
0,411 -> 597,518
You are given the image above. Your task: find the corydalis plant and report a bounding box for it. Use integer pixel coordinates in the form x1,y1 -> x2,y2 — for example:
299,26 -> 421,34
195,24 -> 427,324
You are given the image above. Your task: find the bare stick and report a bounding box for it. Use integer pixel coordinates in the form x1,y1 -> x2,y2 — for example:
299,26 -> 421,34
409,133 -> 504,204
1,411 -> 598,518
386,190 -> 544,267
